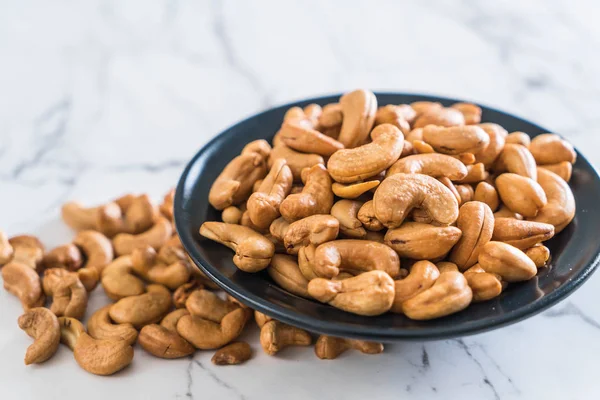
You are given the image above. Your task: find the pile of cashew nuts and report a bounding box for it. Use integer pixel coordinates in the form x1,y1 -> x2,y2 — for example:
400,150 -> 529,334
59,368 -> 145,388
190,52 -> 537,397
202,89 -> 577,325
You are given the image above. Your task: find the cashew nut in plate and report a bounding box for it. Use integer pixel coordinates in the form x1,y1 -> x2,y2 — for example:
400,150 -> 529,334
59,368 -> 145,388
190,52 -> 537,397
373,173 -> 459,228
109,284 -> 172,328
101,255 -> 146,300
42,243 -> 83,272
279,164 -> 334,222
212,342 -> 252,365
410,101 -> 442,117
315,335 -> 383,359
387,153 -> 468,180
42,268 -> 88,319
112,217 -> 173,256
402,271 -> 473,320
495,143 -> 537,180
538,161 -> 572,182
308,270 -> 395,316
8,235 -> 44,270
59,317 -> 134,376
478,241 -> 537,282
260,320 -> 312,355
422,125 -> 489,155
492,218 -> 554,250
525,244 -> 550,268
327,123 -> 403,183
337,89 -> 377,148
449,201 -> 494,270
374,105 -> 411,134
391,260 -> 440,313
87,305 -> 138,345
247,158 -> 293,229
298,244 -> 319,281
313,239 -> 400,279
319,103 -> 343,129
413,107 -> 465,128
18,307 -> 60,364
505,131 -> 531,147
464,264 -> 503,302
332,180 -> 380,199
200,222 -> 275,272
254,310 -> 273,328
471,123 -> 507,168
331,200 -> 367,239
138,309 -> 195,359
357,201 -> 384,232
529,168 -> 576,233
496,173 -> 547,218
529,133 -> 576,165
494,205 -> 522,220
0,230 -> 14,265
384,222 -> 462,260
279,120 -> 344,156
451,102 -> 482,125
269,217 -> 290,242
413,140 -> 435,153
454,163 -> 488,184
268,144 -> 324,181
455,184 -> 474,205
185,289 -> 239,322
267,254 -> 310,298
474,181 -> 499,212
283,214 -> 339,255
73,230 -> 114,272
451,152 -> 476,165
176,307 -> 249,350
2,261 -> 44,310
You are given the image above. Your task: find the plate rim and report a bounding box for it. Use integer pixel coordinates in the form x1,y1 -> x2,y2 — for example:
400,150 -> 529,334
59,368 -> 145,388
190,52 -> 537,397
174,91 -> 600,341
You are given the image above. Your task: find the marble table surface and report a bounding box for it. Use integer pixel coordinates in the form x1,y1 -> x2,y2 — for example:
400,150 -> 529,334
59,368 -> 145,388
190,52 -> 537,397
1,0 -> 600,399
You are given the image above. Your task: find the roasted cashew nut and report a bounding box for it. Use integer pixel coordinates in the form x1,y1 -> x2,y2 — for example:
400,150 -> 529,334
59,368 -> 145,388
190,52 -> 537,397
101,255 -> 146,300
331,180 -> 380,199
357,200 -> 384,232
73,230 -> 114,272
422,125 -> 489,155
138,309 -> 195,359
496,173 -> 547,218
529,168 -> 576,233
451,102 -> 482,125
474,123 -> 507,168
109,284 -> 172,329
61,201 -> 121,234
492,218 -> 554,250
337,89 -> 377,148
373,173 -> 459,228
173,280 -> 204,308
185,289 -> 239,322
279,120 -> 344,156
384,222 -> 462,260
131,245 -> 191,289
8,235 -> 45,270
529,133 -> 576,165
42,243 -> 83,272
387,153 -> 468,180
279,164 -> 334,222
464,264 -> 503,302
247,158 -> 293,229
59,317 -> 134,376
449,201 -> 494,270
315,335 -> 383,359
112,217 -> 173,256
312,240 -> 400,279
18,307 -> 60,365
525,244 -> 550,268
308,270 -> 395,316
159,188 -> 175,220
539,161 -> 572,182
267,254 -> 310,298
87,305 -> 138,345
200,222 -> 275,272
268,144 -> 324,181
327,123 -> 403,183
0,230 -> 13,265
495,143 -> 537,180
506,131 -> 531,147
414,107 -> 465,128
254,310 -> 274,328
331,200 -> 367,239
474,181 -> 499,212
282,215 -> 339,255
2,261 -> 44,310
212,342 -> 252,365
176,308 -> 249,350
391,260 -> 440,313
260,320 -> 312,355
42,268 -> 88,319
478,241 -> 537,282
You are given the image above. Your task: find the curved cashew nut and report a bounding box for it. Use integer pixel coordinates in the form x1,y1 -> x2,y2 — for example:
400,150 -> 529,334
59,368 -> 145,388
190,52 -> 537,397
279,164 -> 334,222
496,173 -> 547,218
200,222 -> 275,272
2,261 -> 44,310
173,280 -> 204,308
474,123 -> 507,168
279,121 -> 344,156
131,245 -> 191,289
101,255 -> 145,300
474,181 -> 499,211
283,215 -> 339,255
451,102 -> 482,125
539,161 -> 572,182
390,260 -> 440,313
7,235 -> 44,270
42,268 -> 88,319
495,143 -> 537,180
176,307 -> 249,350
0,230 -> 13,265
18,307 -> 60,364
112,217 -> 173,256
87,305 -> 138,345
222,206 -> 243,224
269,217 -> 290,243
357,200 -> 384,232
438,176 -> 461,205
464,264 -> 503,302
414,107 -> 465,128
73,230 -> 114,272
313,239 -> 400,279
247,159 -> 293,229
494,205 -> 522,220
455,184 -> 474,205
61,201 -> 121,234
269,144 -> 324,181
529,133 -> 576,165
186,289 -> 239,322
212,341 -> 252,365
331,200 -> 367,239
76,267 -> 100,292
373,173 -> 459,228
384,222 -> 462,260
529,168 -> 576,233
402,271 -> 473,320
308,270 -> 395,316
328,123 -> 403,183
337,89 -> 377,148
454,163 -> 488,184
267,254 -> 310,298
315,335 -> 383,359
109,284 -> 172,328
410,101 -> 442,117
374,105 -> 411,134
492,218 -> 554,250
525,244 -> 550,268
331,180 -> 380,199
260,320 -> 312,355
138,309 -> 195,359
298,244 -> 318,281
506,131 -> 531,147
422,125 -> 488,155
59,317 -> 134,376
478,241 -> 537,282
387,153 -> 468,180
42,243 -> 83,272
449,201 -> 494,270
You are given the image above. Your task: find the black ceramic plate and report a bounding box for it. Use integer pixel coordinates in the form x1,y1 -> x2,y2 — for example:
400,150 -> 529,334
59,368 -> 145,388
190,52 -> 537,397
174,93 -> 600,341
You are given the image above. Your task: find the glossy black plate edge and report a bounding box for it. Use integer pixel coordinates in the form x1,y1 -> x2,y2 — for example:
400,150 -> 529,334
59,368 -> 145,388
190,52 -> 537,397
174,92 -> 600,342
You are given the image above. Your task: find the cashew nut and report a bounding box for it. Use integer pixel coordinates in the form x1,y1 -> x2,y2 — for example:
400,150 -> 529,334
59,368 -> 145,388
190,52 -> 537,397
410,101 -> 442,117
222,206 -> 243,224
73,230 -> 114,272
331,199 -> 367,239
176,307 -> 249,349
327,123 -> 404,183
357,200 -> 384,232
138,309 -> 195,359
200,222 -> 275,272
109,284 -> 172,328
269,216 -> 290,242
42,268 -> 88,319
0,230 -> 14,265
2,261 -> 44,310
279,164 -> 334,221
455,163 -> 488,184
279,121 -> 344,156
478,241 -> 537,282
525,244 -> 550,268
282,214 -> 339,255
247,158 -> 293,229
260,320 -> 312,355
494,205 -> 523,220
42,243 -> 83,272
254,310 -> 273,328
212,342 -> 252,365
18,307 -> 60,364
448,201 -> 494,270
402,271 -> 472,320
455,184 -> 474,205
331,180 -> 380,199
112,217 -> 173,256
474,181 -> 499,211
495,143 -> 537,180
474,123 -> 507,168
269,144 -> 324,181
308,270 -> 395,316
101,255 -> 146,300
298,244 -> 319,280
87,305 -> 138,345
496,173 -> 547,218
315,335 -> 383,359
59,317 -> 134,376
319,103 -> 343,129
61,201 -> 120,234
173,280 -> 203,308
414,107 -> 465,128
422,125 -> 489,155
267,254 -> 310,298
451,102 -> 482,125
384,222 -> 462,260
131,245 -> 191,289
337,89 -> 377,148
506,131 -> 531,147
463,264 -> 503,302
492,218 -> 554,250
160,188 -> 175,220
529,168 -> 576,233
391,260 -> 440,313
186,289 -> 239,322
529,133 -> 576,165
374,105 -> 411,134
7,235 -> 45,270
387,153 -> 468,180
539,161 -> 572,182
373,173 -> 459,228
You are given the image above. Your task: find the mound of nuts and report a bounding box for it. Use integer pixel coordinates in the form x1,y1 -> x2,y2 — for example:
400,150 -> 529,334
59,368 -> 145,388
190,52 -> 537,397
202,88 -> 577,321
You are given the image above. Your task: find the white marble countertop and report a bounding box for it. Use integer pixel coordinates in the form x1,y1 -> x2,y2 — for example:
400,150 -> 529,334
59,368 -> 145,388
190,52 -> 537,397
1,0 -> 600,399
